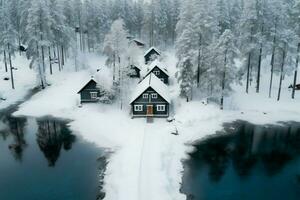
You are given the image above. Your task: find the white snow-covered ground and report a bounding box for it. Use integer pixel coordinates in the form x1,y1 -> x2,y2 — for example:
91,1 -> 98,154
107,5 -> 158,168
0,55 -> 37,109
10,50 -> 300,200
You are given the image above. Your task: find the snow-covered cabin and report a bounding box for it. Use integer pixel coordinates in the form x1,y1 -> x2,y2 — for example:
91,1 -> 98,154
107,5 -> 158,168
144,60 -> 169,84
77,78 -> 100,103
19,44 -> 27,52
130,73 -> 170,118
144,47 -> 161,64
129,64 -> 141,78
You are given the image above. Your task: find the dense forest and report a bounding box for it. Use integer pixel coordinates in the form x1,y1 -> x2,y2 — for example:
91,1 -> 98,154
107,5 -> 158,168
0,0 -> 300,107
176,0 -> 300,106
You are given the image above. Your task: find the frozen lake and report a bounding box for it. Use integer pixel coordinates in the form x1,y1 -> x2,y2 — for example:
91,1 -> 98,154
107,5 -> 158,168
182,121 -> 300,200
0,110 -> 105,200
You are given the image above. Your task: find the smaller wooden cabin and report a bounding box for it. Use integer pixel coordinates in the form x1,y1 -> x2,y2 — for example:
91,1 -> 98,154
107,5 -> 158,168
77,79 -> 100,103
144,47 -> 161,64
145,60 -> 169,85
130,73 -> 170,118
131,39 -> 145,48
289,84 -> 300,90
128,64 -> 141,78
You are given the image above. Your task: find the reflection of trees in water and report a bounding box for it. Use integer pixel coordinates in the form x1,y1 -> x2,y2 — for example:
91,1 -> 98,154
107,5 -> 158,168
191,135 -> 231,182
36,119 -> 76,167
259,124 -> 300,176
0,128 -> 10,140
231,123 -> 257,178
189,121 -> 300,182
0,114 -> 27,161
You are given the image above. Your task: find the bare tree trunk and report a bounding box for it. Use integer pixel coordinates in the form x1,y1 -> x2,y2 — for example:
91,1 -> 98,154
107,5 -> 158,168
150,0 -> 154,46
8,44 -> 15,89
277,43 -> 287,101
269,20 -> 277,98
57,45 -> 61,71
18,37 -> 21,56
113,53 -> 116,81
53,45 -> 56,58
74,30 -> 78,72
256,42 -> 263,93
79,30 -> 83,52
48,47 -> 53,75
36,42 -> 45,89
246,26 -> 254,93
3,50 -> 8,72
41,46 -> 46,73
197,34 -> 202,88
61,45 -> 65,67
118,56 -> 122,110
246,52 -> 251,93
292,43 -> 300,99
221,49 -> 227,110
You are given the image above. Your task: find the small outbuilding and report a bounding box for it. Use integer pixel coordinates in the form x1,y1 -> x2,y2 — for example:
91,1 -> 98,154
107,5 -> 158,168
128,64 -> 141,78
77,79 -> 100,103
144,47 -> 161,64
130,73 -> 170,118
131,39 -> 146,48
144,60 -> 169,85
289,84 -> 300,90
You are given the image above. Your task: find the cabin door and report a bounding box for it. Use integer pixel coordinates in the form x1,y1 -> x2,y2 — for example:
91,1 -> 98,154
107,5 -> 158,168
147,105 -> 154,116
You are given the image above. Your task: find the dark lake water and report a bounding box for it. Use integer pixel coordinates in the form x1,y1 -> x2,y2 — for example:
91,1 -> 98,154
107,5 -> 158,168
182,121 -> 300,200
0,112 -> 106,200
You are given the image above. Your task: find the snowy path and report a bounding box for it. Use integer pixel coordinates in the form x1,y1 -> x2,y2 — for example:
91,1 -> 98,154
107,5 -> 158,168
138,123 -> 148,200
138,123 -> 160,200
136,121 -> 186,200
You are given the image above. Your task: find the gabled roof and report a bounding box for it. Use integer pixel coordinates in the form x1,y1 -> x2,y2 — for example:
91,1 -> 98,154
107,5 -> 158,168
132,39 -> 145,46
145,60 -> 169,77
130,73 -> 170,104
130,64 -> 141,71
143,46 -> 161,57
77,79 -> 98,93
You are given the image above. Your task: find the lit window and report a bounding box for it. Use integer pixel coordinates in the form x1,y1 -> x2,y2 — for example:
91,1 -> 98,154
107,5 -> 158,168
90,92 -> 97,99
151,93 -> 158,99
143,94 -> 149,99
134,105 -> 143,111
154,70 -> 160,75
157,105 -> 165,111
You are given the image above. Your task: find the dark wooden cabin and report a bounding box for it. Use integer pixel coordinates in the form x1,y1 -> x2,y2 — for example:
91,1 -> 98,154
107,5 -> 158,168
145,60 -> 169,84
144,47 -> 161,64
289,84 -> 300,90
77,79 -> 100,103
130,73 -> 170,118
129,64 -> 141,78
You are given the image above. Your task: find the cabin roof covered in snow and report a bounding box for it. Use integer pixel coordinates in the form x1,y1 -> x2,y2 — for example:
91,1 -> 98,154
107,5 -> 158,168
132,39 -> 145,46
131,64 -> 142,71
130,73 -> 170,104
77,79 -> 97,93
145,60 -> 169,77
143,46 -> 161,57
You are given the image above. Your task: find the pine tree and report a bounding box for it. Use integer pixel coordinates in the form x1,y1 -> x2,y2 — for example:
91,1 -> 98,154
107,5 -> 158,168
25,0 -> 54,88
103,18 -> 129,109
178,58 -> 194,102
291,0 -> 300,99
0,0 -> 18,89
215,29 -> 238,109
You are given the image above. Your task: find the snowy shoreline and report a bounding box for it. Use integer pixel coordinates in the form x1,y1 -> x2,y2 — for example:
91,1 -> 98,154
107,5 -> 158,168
12,97 -> 300,200
1,52 -> 300,200
6,54 -> 300,200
